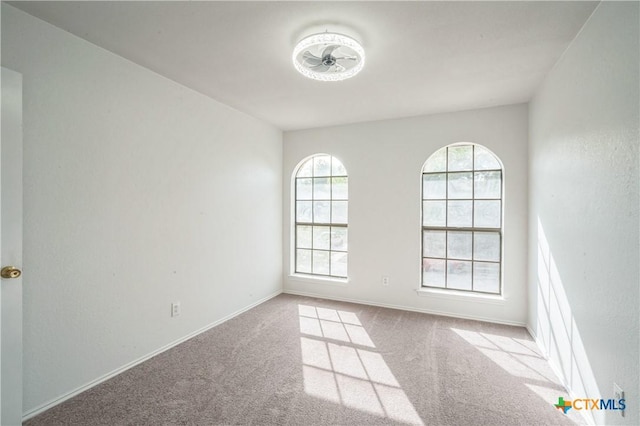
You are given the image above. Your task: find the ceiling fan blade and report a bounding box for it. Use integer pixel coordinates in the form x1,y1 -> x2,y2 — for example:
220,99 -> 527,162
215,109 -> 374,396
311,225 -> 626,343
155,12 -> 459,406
335,59 -> 355,70
310,64 -> 330,72
322,44 -> 340,57
334,64 -> 346,72
302,51 -> 322,66
334,56 -> 357,61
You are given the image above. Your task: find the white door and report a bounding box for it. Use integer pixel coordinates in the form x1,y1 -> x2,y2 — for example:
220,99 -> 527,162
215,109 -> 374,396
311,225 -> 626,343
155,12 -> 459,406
1,67 -> 24,426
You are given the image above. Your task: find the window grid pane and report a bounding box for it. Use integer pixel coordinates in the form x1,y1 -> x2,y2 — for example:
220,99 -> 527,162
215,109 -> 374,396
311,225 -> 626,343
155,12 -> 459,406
422,144 -> 502,294
295,155 -> 348,279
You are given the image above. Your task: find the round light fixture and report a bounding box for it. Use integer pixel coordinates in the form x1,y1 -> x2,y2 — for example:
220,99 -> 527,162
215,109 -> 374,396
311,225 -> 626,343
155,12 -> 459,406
292,32 -> 365,82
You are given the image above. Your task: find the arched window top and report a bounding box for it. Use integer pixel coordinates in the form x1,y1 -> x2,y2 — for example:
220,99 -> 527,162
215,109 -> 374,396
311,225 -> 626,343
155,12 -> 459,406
293,153 -> 348,279
296,154 -> 347,178
421,143 -> 503,295
423,143 -> 502,173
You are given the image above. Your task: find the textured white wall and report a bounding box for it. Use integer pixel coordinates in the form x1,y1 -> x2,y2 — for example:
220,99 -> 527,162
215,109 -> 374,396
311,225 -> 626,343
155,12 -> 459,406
2,5 -> 282,414
283,104 -> 528,325
529,2 -> 639,425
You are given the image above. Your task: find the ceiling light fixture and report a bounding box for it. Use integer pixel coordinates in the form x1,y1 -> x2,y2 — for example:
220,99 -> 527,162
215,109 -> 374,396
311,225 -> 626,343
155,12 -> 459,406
292,31 -> 365,82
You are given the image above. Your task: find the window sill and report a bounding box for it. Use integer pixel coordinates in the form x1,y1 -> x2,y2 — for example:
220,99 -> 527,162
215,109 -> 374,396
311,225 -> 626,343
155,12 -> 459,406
288,274 -> 348,287
415,288 -> 506,305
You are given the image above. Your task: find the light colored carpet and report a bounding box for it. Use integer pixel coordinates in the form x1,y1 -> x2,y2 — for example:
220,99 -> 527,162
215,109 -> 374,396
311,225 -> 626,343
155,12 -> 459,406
25,294 -> 580,425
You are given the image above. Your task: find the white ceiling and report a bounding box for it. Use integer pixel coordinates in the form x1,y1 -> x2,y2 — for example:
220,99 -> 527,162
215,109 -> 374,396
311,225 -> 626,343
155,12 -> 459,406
10,1 -> 598,131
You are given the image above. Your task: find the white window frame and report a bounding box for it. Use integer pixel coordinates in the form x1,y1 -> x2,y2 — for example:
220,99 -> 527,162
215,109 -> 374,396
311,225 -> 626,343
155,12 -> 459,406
421,143 -> 504,295
292,154 -> 348,279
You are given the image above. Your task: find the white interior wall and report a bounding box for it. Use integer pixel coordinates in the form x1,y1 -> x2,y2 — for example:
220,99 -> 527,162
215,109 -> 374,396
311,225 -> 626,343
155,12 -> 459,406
1,5 -> 283,416
528,2 -> 639,425
4,0 -> 638,423
283,104 -> 529,326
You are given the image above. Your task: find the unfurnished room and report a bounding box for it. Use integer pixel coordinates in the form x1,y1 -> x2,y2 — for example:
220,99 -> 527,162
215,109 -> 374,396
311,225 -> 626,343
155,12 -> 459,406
0,1 -> 638,425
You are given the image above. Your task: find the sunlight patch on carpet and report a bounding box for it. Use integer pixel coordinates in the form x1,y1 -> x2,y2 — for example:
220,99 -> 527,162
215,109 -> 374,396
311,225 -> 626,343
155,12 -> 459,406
451,328 -> 556,382
299,305 -> 424,425
450,327 -> 581,424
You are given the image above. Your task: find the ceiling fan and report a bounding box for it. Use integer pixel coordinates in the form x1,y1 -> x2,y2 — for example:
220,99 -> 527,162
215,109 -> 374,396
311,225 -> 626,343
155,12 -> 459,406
292,32 -> 365,82
302,45 -> 358,74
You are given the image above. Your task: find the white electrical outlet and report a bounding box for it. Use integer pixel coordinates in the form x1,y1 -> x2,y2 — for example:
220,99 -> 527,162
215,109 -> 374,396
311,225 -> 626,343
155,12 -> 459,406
613,383 -> 625,417
171,302 -> 181,317
382,275 -> 390,286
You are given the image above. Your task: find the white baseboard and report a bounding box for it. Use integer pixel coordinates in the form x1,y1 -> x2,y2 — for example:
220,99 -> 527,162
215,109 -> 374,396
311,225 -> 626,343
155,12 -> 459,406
545,357 -> 596,425
525,323 -> 596,426
22,290 -> 283,421
525,324 -> 537,341
283,289 -> 527,327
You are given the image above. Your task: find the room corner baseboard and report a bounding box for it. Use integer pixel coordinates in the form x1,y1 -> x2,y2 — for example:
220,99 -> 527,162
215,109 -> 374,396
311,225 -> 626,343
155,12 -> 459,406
525,324 -> 537,340
22,289 -> 283,422
544,357 -> 596,426
282,289 -> 526,327
524,324 -> 595,425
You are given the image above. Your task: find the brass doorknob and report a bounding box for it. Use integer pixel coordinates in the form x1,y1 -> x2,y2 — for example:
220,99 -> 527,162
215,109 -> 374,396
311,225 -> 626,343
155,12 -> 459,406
1,266 -> 21,279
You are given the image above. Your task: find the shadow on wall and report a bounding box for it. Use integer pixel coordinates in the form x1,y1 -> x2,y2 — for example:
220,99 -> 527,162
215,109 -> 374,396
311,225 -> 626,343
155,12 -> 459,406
534,217 -> 602,425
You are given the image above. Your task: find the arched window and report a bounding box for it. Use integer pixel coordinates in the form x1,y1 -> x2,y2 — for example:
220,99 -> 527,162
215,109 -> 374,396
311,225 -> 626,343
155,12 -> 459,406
294,154 -> 348,278
421,144 -> 503,294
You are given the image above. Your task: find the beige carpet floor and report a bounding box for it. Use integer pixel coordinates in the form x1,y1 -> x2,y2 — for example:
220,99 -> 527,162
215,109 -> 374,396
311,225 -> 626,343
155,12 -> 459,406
25,294 -> 581,425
